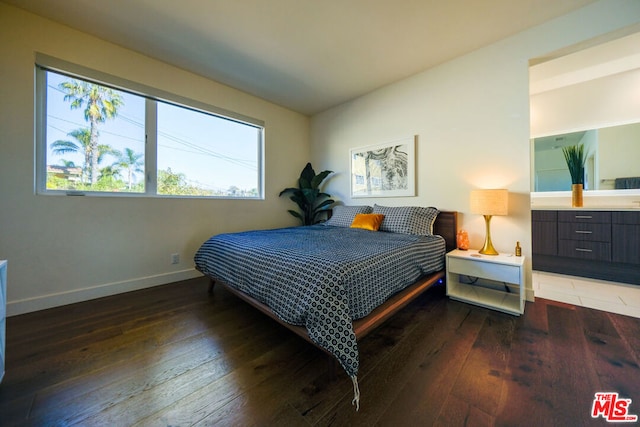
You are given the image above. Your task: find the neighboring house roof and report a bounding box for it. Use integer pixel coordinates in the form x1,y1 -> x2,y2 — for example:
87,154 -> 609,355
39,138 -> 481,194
47,165 -> 82,181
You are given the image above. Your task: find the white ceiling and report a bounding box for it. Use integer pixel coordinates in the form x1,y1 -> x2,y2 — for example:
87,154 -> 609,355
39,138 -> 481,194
4,0 -> 598,115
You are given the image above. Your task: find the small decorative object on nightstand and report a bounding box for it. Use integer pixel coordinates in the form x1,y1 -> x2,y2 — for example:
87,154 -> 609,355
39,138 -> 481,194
456,229 -> 469,250
446,249 -> 525,315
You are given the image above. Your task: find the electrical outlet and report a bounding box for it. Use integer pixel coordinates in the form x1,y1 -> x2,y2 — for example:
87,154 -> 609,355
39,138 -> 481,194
170,253 -> 180,264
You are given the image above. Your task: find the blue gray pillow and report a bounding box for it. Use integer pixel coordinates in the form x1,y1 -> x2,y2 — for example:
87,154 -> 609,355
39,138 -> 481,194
372,205 -> 439,235
324,205 -> 373,227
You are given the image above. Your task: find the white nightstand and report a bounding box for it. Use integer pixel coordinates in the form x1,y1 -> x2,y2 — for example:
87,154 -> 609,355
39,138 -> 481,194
446,249 -> 525,315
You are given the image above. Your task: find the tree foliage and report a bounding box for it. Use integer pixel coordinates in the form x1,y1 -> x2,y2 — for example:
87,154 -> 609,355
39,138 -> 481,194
51,127 -> 117,184
49,78 -> 256,197
113,147 -> 144,190
59,79 -> 124,184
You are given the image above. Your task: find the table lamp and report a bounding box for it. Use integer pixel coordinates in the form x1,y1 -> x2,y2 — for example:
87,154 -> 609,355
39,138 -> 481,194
470,189 -> 508,255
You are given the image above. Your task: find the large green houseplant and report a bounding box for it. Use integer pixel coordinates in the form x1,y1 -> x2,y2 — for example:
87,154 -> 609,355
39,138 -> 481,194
280,163 -> 334,225
562,144 -> 586,207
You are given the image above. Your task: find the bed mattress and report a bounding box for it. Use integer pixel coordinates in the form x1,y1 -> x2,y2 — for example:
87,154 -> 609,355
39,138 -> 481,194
194,224 -> 446,383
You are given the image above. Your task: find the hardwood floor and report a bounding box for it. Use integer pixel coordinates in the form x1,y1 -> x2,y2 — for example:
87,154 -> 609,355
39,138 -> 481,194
1,276 -> 639,426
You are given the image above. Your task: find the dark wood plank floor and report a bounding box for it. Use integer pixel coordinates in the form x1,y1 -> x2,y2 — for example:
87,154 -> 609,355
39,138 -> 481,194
1,277 -> 639,426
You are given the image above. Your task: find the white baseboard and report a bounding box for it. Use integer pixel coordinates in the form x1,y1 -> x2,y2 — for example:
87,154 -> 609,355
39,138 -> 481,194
525,288 -> 535,302
7,269 -> 203,317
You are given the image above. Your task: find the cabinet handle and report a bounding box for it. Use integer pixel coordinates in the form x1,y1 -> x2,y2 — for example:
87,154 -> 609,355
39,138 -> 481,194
575,248 -> 593,252
575,230 -> 592,234
575,215 -> 593,219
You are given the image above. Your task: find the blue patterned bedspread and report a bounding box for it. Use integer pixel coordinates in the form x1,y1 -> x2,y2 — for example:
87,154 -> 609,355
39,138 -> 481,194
194,225 -> 445,381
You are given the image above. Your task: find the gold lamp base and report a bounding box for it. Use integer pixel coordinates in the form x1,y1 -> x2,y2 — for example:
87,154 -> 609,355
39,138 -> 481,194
479,214 -> 499,255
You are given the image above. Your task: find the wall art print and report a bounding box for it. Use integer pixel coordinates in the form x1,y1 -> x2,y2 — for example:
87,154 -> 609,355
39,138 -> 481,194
350,136 -> 416,198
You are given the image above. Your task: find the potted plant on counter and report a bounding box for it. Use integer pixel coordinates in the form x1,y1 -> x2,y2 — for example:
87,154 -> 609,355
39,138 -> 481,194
280,163 -> 334,225
562,144 -> 586,207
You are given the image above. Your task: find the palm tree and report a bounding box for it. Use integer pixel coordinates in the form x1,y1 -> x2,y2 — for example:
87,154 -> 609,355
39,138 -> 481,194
98,165 -> 121,181
51,128 -> 116,184
59,79 -> 124,184
96,165 -> 122,190
113,148 -> 144,190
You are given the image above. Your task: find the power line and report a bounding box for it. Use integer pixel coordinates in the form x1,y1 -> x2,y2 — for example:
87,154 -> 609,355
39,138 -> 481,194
48,115 -> 143,143
48,111 -> 256,170
48,79 -> 259,172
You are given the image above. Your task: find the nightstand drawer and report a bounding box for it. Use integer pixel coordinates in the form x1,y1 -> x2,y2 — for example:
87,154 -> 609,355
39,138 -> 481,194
447,256 -> 520,284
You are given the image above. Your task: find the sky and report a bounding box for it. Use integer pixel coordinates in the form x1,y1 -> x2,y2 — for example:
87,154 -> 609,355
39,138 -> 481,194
46,70 -> 261,193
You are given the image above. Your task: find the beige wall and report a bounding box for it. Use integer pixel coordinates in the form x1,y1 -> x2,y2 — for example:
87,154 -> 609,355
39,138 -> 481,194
530,68 -> 640,138
311,0 -> 640,299
0,4 -> 310,315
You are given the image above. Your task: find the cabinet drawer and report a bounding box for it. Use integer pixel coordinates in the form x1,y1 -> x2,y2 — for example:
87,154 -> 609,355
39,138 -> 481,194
447,257 -> 520,284
532,210 -> 557,222
612,211 -> 640,225
558,211 -> 611,223
558,240 -> 611,261
558,222 -> 611,242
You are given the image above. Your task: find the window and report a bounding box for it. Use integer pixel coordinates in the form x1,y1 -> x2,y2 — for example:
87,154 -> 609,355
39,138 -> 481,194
36,56 -> 264,198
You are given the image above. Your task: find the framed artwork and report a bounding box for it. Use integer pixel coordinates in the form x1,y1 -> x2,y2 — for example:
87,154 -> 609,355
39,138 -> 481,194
350,135 -> 416,198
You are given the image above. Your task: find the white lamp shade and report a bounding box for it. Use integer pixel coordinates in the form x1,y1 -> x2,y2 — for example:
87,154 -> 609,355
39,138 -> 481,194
470,189 -> 508,216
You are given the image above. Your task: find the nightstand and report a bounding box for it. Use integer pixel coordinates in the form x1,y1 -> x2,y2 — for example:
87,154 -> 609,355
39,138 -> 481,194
446,249 -> 524,315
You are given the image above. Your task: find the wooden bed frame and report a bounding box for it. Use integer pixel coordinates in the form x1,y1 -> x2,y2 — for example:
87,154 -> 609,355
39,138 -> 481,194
206,210 -> 458,364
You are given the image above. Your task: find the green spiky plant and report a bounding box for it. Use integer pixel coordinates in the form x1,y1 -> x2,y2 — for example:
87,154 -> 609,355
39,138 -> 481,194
279,163 -> 334,225
562,144 -> 586,185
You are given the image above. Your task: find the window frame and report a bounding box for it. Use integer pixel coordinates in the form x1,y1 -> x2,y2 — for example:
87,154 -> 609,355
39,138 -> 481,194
35,54 -> 265,199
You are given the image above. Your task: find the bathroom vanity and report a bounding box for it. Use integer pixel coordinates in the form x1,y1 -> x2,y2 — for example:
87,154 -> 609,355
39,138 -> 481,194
532,209 -> 640,285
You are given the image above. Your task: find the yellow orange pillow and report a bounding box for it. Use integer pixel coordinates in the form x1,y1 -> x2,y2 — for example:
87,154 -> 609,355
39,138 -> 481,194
350,213 -> 385,231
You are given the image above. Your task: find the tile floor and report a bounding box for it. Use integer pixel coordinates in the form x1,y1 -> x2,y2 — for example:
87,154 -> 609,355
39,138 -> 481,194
533,271 -> 640,319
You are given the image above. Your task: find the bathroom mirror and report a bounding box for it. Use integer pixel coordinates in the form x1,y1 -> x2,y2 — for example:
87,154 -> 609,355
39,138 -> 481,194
532,122 -> 640,192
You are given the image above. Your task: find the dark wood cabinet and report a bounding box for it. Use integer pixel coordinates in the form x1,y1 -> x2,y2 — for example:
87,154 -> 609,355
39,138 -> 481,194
612,212 -> 640,265
532,209 -> 640,285
531,210 -> 557,256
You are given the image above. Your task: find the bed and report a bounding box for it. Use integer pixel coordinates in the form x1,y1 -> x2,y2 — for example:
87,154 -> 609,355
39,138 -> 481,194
194,205 -> 457,409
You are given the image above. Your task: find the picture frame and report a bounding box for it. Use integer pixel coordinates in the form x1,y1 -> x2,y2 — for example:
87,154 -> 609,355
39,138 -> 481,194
350,135 -> 416,198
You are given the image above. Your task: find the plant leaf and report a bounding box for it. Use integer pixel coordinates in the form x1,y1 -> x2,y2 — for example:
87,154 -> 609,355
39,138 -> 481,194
310,170 -> 333,189
562,144 -> 586,185
299,162 -> 315,184
279,187 -> 300,197
315,199 -> 334,210
288,210 -> 303,221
